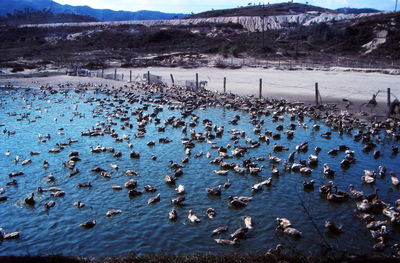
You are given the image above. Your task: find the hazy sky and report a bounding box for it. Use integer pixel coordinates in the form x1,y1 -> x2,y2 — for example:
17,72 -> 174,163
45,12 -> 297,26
54,0 -> 398,13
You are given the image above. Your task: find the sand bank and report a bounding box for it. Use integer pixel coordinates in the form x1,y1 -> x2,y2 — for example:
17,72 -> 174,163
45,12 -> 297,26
1,67 -> 398,110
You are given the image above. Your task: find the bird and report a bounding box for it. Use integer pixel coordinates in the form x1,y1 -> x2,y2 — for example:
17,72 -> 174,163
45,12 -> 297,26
349,184 -> 364,199
124,179 -> 137,188
144,185 -> 157,193
244,216 -> 253,229
44,201 -> 56,210
148,194 -> 160,204
106,209 -> 122,217
164,175 -> 176,185
80,220 -> 96,228
74,201 -> 85,208
174,184 -> 185,194
213,170 -> 229,176
391,172 -> 400,186
171,196 -> 185,205
214,238 -> 238,245
206,208 -> 216,218
206,185 -> 222,196
324,221 -> 342,234
230,227 -> 248,240
303,180 -> 315,190
323,164 -> 335,177
211,226 -> 228,236
188,210 -> 200,222
24,193 -> 35,206
223,179 -> 232,189
228,196 -> 251,208
269,153 -> 281,163
169,209 -> 177,220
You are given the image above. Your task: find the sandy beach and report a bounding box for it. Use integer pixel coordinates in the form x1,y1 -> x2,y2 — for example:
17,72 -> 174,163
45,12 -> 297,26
1,67 -> 398,114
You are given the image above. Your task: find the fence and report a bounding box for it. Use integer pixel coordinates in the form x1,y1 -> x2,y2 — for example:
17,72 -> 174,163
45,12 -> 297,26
65,60 -> 399,116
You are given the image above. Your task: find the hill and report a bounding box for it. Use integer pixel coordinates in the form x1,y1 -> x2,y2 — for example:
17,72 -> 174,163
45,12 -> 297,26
336,8 -> 381,14
0,4 -> 398,71
0,11 -> 98,26
0,0 -> 186,21
187,3 -> 334,19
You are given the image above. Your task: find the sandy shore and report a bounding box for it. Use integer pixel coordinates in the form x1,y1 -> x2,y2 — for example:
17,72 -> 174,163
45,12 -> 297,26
1,66 -> 398,115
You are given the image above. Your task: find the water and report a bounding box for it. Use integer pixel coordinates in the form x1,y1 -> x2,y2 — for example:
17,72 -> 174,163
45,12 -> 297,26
0,87 -> 399,257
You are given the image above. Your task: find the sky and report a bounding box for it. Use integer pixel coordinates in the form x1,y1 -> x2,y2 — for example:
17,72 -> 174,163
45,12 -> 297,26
54,0 -> 399,13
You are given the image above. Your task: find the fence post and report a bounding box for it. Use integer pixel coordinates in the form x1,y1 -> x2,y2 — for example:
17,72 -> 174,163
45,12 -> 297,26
147,71 -> 150,85
388,88 -> 391,107
122,74 -> 124,81
259,78 -> 262,99
130,70 -> 132,82
101,69 -> 104,78
196,73 -> 199,89
315,82 -> 319,106
170,74 -> 175,85
223,77 -> 226,93
114,68 -> 117,80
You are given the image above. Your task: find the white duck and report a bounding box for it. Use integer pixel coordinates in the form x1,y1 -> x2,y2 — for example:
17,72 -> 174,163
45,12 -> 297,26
188,210 -> 200,223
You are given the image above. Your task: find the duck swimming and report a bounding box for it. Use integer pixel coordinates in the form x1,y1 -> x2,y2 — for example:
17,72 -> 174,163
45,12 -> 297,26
244,216 -> 253,229
188,210 -> 200,223
169,209 -> 177,220
24,193 -> 35,206
211,226 -> 228,236
80,220 -> 96,228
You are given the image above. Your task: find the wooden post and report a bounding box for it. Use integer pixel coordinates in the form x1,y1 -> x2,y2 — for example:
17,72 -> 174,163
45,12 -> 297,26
170,74 -> 175,85
315,82 -> 319,106
122,74 -> 124,81
223,77 -> 226,93
114,68 -> 117,80
196,73 -> 199,89
130,70 -> 132,82
259,78 -> 262,99
388,88 -> 391,107
147,71 -> 150,85
101,69 -> 104,78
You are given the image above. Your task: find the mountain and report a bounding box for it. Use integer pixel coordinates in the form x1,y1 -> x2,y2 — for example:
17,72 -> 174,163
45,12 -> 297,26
336,8 -> 381,14
0,0 -> 187,21
0,11 -> 98,26
186,3 -> 334,19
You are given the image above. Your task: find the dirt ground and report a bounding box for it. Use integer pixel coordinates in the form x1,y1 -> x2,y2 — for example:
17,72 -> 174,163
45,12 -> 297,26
1,66 -> 398,117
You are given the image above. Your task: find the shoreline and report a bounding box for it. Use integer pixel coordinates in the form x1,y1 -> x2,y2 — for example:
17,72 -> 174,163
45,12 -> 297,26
0,66 -> 398,119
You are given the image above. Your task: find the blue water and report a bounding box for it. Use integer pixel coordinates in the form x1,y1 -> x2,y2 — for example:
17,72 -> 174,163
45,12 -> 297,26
0,87 -> 399,257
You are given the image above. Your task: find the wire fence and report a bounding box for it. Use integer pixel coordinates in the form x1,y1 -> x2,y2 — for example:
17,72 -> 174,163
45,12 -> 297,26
64,58 -> 399,116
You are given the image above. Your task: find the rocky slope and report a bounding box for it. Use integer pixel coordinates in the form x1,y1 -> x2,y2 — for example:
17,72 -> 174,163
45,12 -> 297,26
20,11 -> 385,32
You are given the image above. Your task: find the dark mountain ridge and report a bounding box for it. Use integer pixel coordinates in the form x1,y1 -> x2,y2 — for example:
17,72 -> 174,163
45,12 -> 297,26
0,0 -> 187,21
0,11 -> 98,26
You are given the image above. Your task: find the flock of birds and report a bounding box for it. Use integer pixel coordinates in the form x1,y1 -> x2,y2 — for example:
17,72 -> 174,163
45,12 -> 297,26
0,81 -> 400,257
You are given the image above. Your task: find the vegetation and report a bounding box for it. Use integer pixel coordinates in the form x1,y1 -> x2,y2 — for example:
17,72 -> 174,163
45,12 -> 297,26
0,10 -> 98,26
0,5 -> 398,70
187,2 -> 333,19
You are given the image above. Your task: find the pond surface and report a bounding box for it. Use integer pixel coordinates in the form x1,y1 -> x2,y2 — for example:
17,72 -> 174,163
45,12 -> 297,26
0,87 -> 399,257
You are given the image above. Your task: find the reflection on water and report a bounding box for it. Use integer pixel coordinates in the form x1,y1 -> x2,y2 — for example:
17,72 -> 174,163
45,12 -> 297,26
0,87 -> 399,257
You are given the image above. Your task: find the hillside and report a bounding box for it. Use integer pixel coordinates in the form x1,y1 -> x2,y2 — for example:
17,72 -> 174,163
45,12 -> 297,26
0,0 -> 186,21
0,11 -> 98,26
187,3 -> 334,19
336,8 -> 381,14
